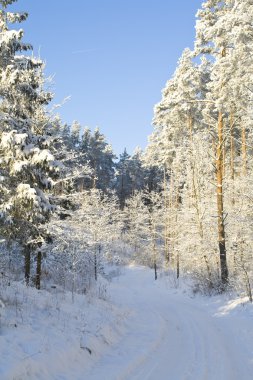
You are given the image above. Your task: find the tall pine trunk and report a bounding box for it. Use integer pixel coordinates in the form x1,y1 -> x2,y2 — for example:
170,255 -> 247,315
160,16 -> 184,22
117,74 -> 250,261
216,111 -> 228,285
230,112 -> 235,180
242,126 -> 247,176
164,166 -> 170,264
153,234 -> 158,280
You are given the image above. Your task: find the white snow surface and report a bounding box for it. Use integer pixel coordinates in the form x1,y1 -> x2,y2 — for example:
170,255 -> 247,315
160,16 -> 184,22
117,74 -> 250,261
1,265 -> 253,380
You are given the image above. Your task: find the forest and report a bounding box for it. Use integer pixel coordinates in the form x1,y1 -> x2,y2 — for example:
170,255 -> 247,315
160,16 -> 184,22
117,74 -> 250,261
0,0 -> 251,297
0,1 -> 253,379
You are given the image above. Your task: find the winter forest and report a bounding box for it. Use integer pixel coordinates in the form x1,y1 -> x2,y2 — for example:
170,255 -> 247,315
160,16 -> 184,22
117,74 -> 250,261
1,0 -> 253,379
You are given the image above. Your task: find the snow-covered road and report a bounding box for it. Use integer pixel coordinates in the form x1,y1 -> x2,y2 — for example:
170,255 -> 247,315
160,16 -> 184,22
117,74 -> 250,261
85,266 -> 253,380
2,265 -> 252,379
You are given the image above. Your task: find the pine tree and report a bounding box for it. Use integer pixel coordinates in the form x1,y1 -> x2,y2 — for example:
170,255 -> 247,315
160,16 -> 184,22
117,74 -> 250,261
70,120 -> 81,148
115,149 -> 132,209
194,0 -> 253,286
80,127 -> 116,191
0,0 -> 59,286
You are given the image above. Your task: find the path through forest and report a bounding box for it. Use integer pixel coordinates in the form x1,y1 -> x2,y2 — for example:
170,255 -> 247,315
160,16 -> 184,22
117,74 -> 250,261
85,266 -> 253,380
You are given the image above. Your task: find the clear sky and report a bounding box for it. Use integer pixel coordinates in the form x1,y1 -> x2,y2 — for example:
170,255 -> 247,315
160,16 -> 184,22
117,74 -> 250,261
10,0 -> 202,156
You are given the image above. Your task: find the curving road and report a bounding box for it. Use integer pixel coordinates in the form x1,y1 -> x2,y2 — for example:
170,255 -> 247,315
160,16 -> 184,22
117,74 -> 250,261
85,266 -> 253,380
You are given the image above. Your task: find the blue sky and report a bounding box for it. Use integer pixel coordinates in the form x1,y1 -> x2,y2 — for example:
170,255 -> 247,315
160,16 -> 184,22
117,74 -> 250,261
11,0 -> 202,156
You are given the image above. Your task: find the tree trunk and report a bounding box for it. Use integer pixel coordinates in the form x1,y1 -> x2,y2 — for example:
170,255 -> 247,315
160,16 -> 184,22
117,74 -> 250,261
24,245 -> 31,286
204,255 -> 213,289
188,114 -> 193,142
35,251 -> 42,290
176,253 -> 180,279
151,219 -> 158,280
154,261 -> 157,281
94,247 -> 97,281
174,179 -> 180,278
242,126 -> 247,176
230,112 -> 235,206
169,173 -> 174,264
217,111 -> 229,285
230,112 -> 235,180
223,131 -> 226,178
164,166 -> 170,264
120,175 -> 125,210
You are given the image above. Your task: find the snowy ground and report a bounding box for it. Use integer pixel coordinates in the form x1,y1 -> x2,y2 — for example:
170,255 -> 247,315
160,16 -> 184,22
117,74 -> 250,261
1,265 -> 253,379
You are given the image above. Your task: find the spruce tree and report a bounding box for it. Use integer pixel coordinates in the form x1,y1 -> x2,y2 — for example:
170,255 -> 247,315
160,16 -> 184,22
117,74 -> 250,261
0,0 -> 59,286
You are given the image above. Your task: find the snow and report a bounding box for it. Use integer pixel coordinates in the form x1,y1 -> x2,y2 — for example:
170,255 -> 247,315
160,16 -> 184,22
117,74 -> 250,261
0,277 -> 126,380
12,160 -> 27,173
16,184 -> 37,201
31,150 -> 54,165
1,266 -> 253,379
